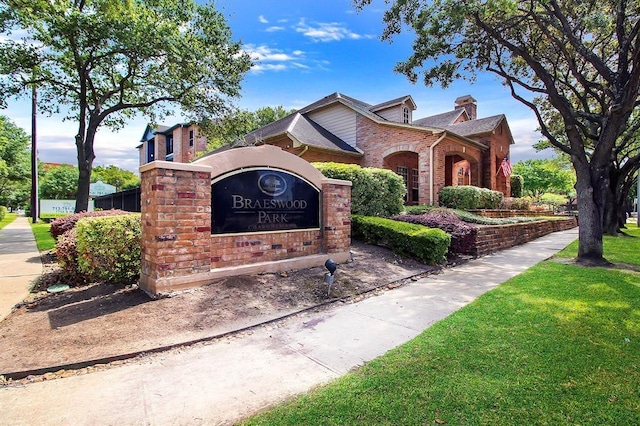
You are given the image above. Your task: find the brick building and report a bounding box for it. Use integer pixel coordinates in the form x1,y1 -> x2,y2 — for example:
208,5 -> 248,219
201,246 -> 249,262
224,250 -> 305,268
137,123 -> 208,165
244,93 -> 514,205
138,93 -> 514,206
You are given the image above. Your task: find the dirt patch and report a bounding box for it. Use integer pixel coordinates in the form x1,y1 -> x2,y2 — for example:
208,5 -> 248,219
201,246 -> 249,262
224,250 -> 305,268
0,241 -> 446,376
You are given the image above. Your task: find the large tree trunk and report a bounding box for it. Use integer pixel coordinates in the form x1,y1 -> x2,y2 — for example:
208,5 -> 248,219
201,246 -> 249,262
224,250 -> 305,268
574,159 -> 609,265
74,121 -> 97,213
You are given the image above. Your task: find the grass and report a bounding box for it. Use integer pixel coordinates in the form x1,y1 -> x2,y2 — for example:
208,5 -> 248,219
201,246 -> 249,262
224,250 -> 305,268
243,227 -> 640,425
0,212 -> 17,230
30,220 -> 55,251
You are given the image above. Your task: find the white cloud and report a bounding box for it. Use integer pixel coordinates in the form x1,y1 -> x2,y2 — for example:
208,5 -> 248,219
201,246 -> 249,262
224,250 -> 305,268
294,19 -> 373,42
266,26 -> 285,32
243,44 -> 308,73
258,15 -> 268,24
506,117 -> 551,162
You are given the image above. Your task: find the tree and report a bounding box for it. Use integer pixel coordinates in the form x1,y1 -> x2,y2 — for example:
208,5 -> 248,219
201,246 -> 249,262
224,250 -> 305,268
201,105 -> 296,151
0,0 -> 252,213
534,102 -> 640,234
40,165 -> 78,200
92,165 -> 139,191
355,0 -> 640,265
0,115 -> 30,208
512,158 -> 575,198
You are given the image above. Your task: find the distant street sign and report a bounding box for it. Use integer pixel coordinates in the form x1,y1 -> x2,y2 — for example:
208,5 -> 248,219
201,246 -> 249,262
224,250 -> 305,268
89,180 -> 116,197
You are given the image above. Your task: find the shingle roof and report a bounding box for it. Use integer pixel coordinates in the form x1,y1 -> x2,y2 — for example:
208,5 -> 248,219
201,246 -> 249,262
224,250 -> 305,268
370,95 -> 416,112
414,109 -> 466,128
443,115 -> 505,137
244,111 -> 361,155
289,115 -> 361,154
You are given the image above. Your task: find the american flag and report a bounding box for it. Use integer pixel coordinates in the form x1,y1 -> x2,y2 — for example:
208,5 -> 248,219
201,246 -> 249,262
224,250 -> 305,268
500,156 -> 512,177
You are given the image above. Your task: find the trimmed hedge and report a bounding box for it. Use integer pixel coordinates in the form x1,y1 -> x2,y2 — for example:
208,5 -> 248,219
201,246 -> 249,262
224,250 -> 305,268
510,174 -> 524,198
351,214 -> 450,264
313,162 -> 405,217
76,214 -> 141,285
439,186 -> 503,210
392,209 -> 477,256
50,209 -> 129,239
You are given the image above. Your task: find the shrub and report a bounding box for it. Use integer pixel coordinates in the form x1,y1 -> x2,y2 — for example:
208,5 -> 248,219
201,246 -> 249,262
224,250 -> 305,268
392,208 -> 477,256
510,174 -> 524,198
351,215 -> 450,264
50,209 -> 128,239
55,228 -> 82,279
499,197 -> 531,210
403,205 -> 433,215
439,186 -> 503,210
76,214 -> 141,284
0,206 -> 6,221
313,162 -> 405,217
539,193 -> 568,209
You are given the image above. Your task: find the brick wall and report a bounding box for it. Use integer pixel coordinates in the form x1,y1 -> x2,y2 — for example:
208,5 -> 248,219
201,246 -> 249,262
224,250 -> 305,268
473,217 -> 577,256
322,180 -> 352,254
210,230 -> 322,268
469,209 -> 555,218
139,161 -> 213,294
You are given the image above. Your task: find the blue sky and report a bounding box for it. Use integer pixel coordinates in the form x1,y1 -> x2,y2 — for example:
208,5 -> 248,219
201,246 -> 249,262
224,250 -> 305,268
3,0 -> 548,173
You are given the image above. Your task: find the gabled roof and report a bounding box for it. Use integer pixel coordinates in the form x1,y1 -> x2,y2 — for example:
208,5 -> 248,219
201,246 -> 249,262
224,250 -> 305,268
140,124 -> 169,143
414,109 -> 466,128
370,95 -> 417,112
443,115 -> 506,138
245,112 -> 361,155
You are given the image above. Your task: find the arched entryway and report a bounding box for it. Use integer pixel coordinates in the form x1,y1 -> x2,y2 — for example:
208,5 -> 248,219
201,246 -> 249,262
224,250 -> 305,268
384,151 -> 419,205
445,153 -> 480,188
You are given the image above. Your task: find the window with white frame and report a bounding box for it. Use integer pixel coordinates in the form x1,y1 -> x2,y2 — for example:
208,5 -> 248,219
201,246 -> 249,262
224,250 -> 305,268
403,107 -> 410,124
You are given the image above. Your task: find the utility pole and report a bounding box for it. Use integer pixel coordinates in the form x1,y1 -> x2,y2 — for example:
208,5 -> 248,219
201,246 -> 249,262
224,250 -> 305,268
30,73 -> 38,223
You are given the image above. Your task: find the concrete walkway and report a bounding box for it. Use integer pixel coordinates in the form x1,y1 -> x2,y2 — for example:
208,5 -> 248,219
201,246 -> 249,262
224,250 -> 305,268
0,215 -> 42,322
0,227 -> 579,426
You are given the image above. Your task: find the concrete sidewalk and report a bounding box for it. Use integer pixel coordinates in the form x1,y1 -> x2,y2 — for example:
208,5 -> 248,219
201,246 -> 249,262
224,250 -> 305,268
0,215 -> 42,322
0,227 -> 578,426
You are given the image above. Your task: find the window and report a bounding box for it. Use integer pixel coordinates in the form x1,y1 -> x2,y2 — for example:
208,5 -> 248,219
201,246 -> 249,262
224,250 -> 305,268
189,130 -> 194,147
147,139 -> 155,163
403,107 -> 410,124
165,134 -> 174,161
411,168 -> 419,203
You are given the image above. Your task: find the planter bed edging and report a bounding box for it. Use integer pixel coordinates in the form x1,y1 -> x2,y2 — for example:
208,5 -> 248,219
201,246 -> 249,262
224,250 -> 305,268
473,217 -> 577,256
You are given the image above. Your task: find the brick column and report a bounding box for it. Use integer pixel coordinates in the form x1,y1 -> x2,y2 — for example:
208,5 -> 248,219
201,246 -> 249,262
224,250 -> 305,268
321,178 -> 352,255
139,161 -> 212,295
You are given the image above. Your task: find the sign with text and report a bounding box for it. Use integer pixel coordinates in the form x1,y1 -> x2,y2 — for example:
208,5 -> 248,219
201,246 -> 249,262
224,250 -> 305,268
89,180 -> 116,197
41,199 -> 94,215
212,168 -> 320,234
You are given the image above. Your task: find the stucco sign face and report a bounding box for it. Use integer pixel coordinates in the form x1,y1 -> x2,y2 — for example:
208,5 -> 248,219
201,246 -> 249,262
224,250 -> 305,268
211,168 -> 320,234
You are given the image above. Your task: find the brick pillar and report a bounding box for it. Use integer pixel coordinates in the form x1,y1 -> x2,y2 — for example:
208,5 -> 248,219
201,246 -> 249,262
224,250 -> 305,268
322,178 -> 352,255
139,161 -> 213,295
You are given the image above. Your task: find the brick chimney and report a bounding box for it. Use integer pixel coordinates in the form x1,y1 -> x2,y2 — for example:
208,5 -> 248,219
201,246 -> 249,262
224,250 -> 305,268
454,95 -> 477,120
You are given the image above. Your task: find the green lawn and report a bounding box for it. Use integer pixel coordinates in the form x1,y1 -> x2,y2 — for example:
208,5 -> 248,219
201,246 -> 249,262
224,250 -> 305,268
0,212 -> 17,230
30,221 -> 56,251
243,227 -> 640,425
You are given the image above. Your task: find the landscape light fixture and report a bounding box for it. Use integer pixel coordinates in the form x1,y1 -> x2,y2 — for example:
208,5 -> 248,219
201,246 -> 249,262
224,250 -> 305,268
324,258 -> 338,296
